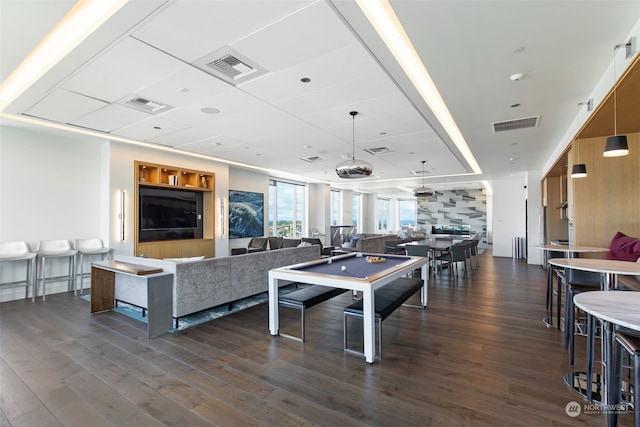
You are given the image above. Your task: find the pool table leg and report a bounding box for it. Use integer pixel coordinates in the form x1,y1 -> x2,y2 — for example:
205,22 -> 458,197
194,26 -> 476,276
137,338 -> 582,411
362,288 -> 375,363
268,275 -> 279,336
421,264 -> 428,306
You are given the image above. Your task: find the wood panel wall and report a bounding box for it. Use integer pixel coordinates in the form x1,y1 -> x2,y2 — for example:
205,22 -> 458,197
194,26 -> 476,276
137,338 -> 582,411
572,132 -> 640,247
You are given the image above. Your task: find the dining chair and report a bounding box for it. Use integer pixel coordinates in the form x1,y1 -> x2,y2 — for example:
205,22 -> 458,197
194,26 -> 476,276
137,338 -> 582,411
37,239 -> 77,300
0,241 -> 37,301
405,244 -> 430,278
75,238 -> 111,294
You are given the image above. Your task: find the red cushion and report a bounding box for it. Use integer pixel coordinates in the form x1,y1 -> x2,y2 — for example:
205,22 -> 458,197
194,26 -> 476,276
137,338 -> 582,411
606,232 -> 640,261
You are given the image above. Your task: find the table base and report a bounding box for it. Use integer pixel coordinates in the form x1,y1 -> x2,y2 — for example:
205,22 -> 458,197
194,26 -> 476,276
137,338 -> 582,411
564,371 -> 603,403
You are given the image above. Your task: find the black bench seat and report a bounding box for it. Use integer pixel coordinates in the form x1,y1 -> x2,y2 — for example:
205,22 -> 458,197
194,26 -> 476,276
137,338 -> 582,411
343,277 -> 424,358
278,284 -> 348,342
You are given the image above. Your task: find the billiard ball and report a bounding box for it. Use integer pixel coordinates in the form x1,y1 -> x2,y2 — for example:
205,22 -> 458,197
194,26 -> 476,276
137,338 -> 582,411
341,265 -> 347,271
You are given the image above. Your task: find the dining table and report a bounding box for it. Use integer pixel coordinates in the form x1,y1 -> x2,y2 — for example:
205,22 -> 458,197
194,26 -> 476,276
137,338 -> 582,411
400,238 -> 461,276
547,258 -> 640,410
573,291 -> 640,426
535,245 -> 609,329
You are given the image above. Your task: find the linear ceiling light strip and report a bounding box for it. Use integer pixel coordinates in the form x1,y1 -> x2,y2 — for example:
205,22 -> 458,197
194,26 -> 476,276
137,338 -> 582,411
356,0 -> 482,174
0,0 -> 128,112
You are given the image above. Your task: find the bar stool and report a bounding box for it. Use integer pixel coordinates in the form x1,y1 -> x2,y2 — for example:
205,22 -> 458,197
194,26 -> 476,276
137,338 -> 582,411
75,238 -> 111,294
36,240 -> 77,301
0,241 -> 37,301
612,331 -> 640,427
562,268 -> 601,365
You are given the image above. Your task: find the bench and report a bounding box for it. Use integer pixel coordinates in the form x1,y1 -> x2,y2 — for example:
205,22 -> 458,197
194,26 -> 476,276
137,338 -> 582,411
278,285 -> 348,342
343,277 -> 424,358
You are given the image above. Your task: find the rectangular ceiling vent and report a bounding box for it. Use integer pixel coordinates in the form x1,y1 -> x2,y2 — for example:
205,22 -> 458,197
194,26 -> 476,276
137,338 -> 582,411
124,96 -> 172,115
193,47 -> 268,86
410,169 -> 430,175
364,147 -> 392,155
300,156 -> 324,163
492,115 -> 540,133
207,55 -> 256,79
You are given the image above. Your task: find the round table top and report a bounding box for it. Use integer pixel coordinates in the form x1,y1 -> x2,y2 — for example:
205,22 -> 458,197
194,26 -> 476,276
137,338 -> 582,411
574,291 -> 640,331
535,244 -> 609,253
548,258 -> 640,275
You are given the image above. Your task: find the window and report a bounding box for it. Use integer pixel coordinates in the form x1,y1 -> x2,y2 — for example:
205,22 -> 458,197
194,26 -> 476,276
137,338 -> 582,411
398,199 -> 417,229
352,193 -> 361,230
330,189 -> 341,226
377,198 -> 389,232
269,180 -> 305,237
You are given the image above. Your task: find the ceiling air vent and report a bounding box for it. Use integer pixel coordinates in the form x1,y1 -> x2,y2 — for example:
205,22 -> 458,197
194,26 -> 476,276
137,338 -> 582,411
193,47 -> 268,86
491,115 -> 540,133
410,169 -> 430,175
124,96 -> 172,114
207,55 -> 256,80
364,147 -> 392,155
300,156 -> 324,163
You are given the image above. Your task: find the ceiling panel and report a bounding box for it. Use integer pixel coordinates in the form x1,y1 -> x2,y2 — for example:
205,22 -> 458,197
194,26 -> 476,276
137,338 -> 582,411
24,89 -> 108,124
61,37 -> 185,103
71,104 -> 151,133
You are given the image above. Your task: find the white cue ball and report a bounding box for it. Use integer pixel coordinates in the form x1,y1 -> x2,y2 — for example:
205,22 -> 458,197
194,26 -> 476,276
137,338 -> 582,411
341,265 -> 347,271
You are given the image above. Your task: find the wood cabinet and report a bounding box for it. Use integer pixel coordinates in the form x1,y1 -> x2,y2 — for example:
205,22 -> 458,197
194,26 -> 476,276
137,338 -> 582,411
137,161 -> 213,190
134,161 -> 215,258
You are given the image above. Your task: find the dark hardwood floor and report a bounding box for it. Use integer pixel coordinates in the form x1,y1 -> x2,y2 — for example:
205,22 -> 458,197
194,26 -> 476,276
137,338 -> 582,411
0,251 -> 629,426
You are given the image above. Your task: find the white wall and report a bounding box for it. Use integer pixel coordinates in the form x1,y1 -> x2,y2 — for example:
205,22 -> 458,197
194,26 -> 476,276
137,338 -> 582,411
0,126 -> 108,301
491,176 -> 527,258
0,126 -> 231,301
526,170 -> 543,265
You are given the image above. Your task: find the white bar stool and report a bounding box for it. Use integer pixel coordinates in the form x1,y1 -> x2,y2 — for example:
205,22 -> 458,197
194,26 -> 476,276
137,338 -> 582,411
0,241 -> 37,301
75,238 -> 111,294
36,240 -> 77,301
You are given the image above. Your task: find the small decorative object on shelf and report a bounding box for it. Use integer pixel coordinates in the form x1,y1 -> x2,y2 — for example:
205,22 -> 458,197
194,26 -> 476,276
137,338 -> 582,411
140,167 -> 146,182
201,176 -> 207,188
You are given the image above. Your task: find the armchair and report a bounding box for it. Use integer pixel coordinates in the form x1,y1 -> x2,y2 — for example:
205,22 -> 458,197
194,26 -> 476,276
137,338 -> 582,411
247,237 -> 268,253
301,238 -> 334,257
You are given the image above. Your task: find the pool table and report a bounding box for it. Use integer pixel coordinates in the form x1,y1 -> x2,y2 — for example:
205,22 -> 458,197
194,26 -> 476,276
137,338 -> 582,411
268,252 -> 429,363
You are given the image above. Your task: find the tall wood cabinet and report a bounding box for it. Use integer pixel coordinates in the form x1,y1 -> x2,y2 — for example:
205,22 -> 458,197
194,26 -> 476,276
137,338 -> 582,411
134,161 -> 215,258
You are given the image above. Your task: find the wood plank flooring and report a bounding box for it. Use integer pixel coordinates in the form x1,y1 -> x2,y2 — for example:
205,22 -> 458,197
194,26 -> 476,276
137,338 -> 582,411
0,251 -> 630,426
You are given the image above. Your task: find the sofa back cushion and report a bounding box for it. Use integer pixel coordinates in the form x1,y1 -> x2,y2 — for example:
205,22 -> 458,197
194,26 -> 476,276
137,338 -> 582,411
606,231 -> 640,261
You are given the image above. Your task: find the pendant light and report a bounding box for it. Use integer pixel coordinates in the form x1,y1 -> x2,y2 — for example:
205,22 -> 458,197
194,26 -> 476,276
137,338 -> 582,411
603,43 -> 629,157
335,111 -> 373,178
571,103 -> 587,178
413,160 -> 434,197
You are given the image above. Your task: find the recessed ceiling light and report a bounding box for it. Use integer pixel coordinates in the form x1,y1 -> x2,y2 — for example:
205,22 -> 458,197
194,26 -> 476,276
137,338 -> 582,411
153,126 -> 161,130
303,144 -> 311,148
177,87 -> 189,93
201,107 -> 220,114
511,103 -> 521,108
300,77 -> 311,83
512,46 -> 525,54
211,142 -> 221,146
510,73 -> 524,81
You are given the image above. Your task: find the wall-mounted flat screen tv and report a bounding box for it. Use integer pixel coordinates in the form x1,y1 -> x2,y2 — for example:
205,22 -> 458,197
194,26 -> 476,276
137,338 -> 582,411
139,186 -> 203,242
229,190 -> 264,239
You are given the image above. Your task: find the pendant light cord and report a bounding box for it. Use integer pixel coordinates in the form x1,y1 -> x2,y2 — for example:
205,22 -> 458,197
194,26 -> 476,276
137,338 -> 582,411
350,111 -> 357,161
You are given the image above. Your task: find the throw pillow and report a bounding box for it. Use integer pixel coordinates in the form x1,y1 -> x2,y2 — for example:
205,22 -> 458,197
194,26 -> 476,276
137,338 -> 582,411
605,231 -> 640,261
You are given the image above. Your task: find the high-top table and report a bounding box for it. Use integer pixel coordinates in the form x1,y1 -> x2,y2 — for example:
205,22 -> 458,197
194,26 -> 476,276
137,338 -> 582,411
547,259 -> 640,411
536,245 -> 608,328
574,291 -> 640,426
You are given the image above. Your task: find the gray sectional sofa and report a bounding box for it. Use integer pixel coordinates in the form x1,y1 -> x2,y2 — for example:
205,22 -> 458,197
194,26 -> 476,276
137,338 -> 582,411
339,234 -> 398,254
114,245 -> 321,323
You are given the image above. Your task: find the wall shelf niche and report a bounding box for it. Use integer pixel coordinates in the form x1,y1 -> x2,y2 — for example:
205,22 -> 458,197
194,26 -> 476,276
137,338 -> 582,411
134,161 -> 215,258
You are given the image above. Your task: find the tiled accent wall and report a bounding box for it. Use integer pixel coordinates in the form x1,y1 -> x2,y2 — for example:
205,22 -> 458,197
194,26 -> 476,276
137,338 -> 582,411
417,189 -> 487,246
